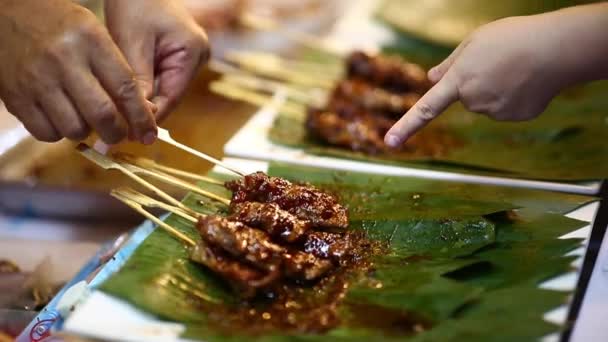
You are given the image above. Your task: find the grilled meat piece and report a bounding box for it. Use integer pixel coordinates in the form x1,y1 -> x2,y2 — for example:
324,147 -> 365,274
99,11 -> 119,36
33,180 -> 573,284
306,107 -> 393,154
197,215 -> 338,286
302,231 -> 355,264
283,250 -> 334,281
190,242 -> 278,297
225,172 -> 349,229
332,79 -> 420,118
346,51 -> 430,94
197,216 -> 284,272
230,202 -> 311,243
307,102 -> 464,157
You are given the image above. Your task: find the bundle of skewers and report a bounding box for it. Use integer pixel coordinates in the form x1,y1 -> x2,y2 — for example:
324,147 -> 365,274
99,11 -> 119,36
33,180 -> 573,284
78,129 -> 369,299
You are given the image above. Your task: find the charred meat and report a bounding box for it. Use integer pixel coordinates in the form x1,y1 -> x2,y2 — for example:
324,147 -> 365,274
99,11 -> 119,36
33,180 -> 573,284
306,107 -> 393,154
307,105 -> 463,157
331,79 -> 420,119
304,51 -> 463,157
190,172 -> 359,298
225,172 -> 349,229
194,214 -> 339,296
346,51 -> 430,94
230,202 -> 311,243
302,231 -> 357,264
283,250 -> 334,282
190,242 -> 278,297
196,215 -> 284,273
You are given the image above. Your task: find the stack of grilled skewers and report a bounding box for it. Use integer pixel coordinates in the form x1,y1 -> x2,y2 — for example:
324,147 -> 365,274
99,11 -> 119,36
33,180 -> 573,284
211,48 -> 464,156
78,135 -> 370,299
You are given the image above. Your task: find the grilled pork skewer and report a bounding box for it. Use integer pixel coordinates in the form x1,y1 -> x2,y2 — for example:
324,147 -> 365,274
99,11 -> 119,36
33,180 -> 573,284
112,188 -> 338,297
346,51 -> 430,94
225,172 -> 349,230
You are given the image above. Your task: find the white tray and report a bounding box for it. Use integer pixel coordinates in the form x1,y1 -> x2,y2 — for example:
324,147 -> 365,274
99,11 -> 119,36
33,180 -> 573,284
55,158 -> 603,342
224,98 -> 602,195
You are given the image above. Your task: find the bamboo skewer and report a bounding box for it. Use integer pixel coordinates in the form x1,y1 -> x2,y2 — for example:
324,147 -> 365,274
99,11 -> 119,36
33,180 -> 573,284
219,73 -> 325,106
112,188 -> 199,223
119,163 -> 231,206
113,153 -> 224,186
210,81 -> 306,119
110,190 -> 196,247
238,13 -> 345,56
213,54 -> 338,90
77,144 -> 189,212
156,128 -> 246,177
223,52 -> 336,89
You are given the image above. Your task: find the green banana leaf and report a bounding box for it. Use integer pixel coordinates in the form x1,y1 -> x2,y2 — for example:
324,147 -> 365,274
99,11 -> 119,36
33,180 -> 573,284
376,0 -> 600,47
269,79 -> 608,181
260,25 -> 608,182
99,163 -> 593,341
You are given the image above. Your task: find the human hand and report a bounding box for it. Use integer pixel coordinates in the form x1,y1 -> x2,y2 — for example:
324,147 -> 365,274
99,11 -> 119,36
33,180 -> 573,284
183,0 -> 243,30
105,0 -> 210,123
384,15 -> 566,147
0,0 -> 157,144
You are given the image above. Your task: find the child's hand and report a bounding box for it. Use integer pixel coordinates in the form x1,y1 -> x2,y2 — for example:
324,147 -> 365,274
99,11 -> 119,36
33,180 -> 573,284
384,3 -> 608,148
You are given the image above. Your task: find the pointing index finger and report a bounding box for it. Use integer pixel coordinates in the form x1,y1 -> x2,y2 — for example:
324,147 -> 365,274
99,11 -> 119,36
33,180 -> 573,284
384,76 -> 459,147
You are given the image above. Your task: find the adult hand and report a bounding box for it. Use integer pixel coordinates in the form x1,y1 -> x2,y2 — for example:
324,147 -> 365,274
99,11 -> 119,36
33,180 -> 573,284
0,0 -> 157,144
384,15 -> 565,147
105,0 -> 210,123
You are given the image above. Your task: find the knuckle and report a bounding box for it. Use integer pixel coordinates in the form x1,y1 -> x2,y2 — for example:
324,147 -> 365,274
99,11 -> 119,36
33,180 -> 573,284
130,114 -> 154,132
42,42 -> 69,65
21,62 -> 43,85
93,101 -> 119,127
415,103 -> 438,122
183,33 -> 211,64
64,123 -> 90,141
187,28 -> 209,48
78,19 -> 106,41
76,10 -> 104,38
116,78 -> 139,101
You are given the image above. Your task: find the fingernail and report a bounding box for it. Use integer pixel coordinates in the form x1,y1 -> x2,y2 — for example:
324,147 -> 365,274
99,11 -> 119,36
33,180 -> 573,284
428,67 -> 439,82
385,134 -> 402,148
142,131 -> 157,145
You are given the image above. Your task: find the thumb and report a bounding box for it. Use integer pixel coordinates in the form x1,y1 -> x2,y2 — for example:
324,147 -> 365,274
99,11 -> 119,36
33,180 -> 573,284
428,41 -> 466,84
385,75 -> 459,147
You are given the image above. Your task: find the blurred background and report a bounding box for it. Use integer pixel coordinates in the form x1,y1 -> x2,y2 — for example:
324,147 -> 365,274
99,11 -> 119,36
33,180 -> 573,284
0,0 -> 602,337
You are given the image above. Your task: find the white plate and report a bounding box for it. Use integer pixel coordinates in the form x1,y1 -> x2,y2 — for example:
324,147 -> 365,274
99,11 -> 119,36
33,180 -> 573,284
223,96 -> 602,195
57,158 -> 603,342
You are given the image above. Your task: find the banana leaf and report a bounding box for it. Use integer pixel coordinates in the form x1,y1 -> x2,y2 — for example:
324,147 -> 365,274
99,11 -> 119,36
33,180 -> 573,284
376,0 -> 600,47
269,79 -> 608,181
99,163 -> 592,341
